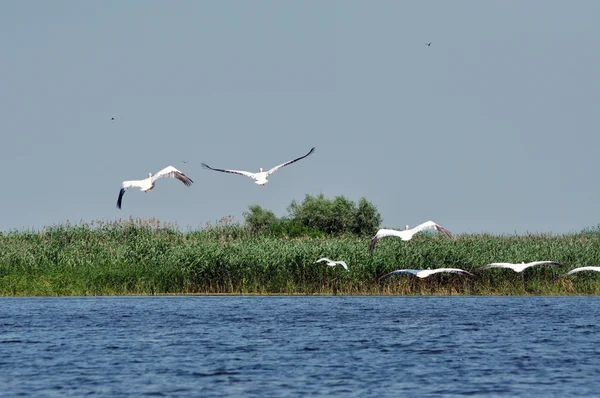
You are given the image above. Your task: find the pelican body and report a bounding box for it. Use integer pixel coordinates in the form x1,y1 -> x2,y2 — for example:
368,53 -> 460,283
368,221 -> 452,252
202,147 -> 315,186
379,268 -> 473,281
315,257 -> 349,271
116,165 -> 193,209
477,261 -> 568,273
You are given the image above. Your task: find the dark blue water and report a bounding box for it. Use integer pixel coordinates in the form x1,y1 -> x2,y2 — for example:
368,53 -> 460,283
1,296 -> 599,397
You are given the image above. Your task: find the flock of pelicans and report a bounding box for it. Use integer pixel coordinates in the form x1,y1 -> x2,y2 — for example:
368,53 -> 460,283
318,222 -> 600,282
115,146 -> 600,284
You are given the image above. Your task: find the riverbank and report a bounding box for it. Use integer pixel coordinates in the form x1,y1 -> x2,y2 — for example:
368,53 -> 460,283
1,219 -> 599,296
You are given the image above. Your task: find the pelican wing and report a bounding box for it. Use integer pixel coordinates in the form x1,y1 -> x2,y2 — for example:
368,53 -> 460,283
201,163 -> 258,180
368,235 -> 380,252
315,257 -> 333,264
266,147 -> 316,176
418,268 -> 474,278
412,221 -> 453,238
337,261 -> 349,271
116,180 -> 144,209
565,266 -> 600,276
477,262 -> 515,271
378,269 -> 420,281
152,165 -> 194,186
368,229 -> 404,252
525,261 -> 569,268
116,188 -> 127,209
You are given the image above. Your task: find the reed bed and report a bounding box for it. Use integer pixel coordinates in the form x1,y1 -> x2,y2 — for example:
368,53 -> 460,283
1,218 -> 599,296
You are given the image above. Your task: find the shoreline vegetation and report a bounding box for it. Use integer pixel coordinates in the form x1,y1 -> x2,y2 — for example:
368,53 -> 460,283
1,194 -> 599,296
2,216 -> 600,297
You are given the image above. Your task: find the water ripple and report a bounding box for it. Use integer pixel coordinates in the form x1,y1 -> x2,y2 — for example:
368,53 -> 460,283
0,296 -> 599,397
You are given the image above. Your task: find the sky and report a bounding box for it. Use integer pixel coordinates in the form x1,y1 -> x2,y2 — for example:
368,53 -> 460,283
1,1 -> 599,235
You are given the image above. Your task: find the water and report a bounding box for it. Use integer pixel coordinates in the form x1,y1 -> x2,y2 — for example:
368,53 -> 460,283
1,296 -> 599,397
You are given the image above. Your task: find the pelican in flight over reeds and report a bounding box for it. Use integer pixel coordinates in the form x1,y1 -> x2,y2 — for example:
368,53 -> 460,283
559,266 -> 600,277
476,261 -> 568,273
116,166 -> 193,209
379,268 -> 473,281
201,147 -> 315,186
368,221 -> 452,252
315,257 -> 349,271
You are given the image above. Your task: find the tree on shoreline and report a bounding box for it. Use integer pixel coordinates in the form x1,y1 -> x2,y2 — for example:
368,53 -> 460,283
245,194 -> 382,237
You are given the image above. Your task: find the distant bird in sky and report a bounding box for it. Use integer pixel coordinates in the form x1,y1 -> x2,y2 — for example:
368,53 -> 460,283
368,221 -> 452,252
182,160 -> 188,164
426,42 -> 431,46
379,268 -> 473,281
476,261 -> 569,273
201,146 -> 315,187
315,257 -> 349,271
111,117 -> 115,121
559,266 -> 600,277
116,165 -> 193,209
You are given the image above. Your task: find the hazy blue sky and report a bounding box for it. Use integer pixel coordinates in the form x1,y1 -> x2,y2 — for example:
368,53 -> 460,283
1,1 -> 599,234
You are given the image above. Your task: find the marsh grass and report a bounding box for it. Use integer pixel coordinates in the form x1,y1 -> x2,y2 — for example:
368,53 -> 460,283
1,218 -> 600,296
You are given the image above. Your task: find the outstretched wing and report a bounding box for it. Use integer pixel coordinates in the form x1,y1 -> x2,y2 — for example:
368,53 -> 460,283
526,261 -> 568,268
116,180 -> 143,210
337,261 -> 349,270
266,147 -> 315,176
477,262 -> 513,270
421,268 -> 474,278
201,163 -> 258,180
315,257 -> 332,264
152,165 -> 194,186
378,269 -> 420,281
412,221 -> 452,238
566,266 -> 600,276
368,229 -> 405,252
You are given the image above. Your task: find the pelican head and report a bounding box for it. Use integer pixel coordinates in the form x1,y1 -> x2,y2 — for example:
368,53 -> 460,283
259,167 -> 264,172
148,172 -> 152,178
405,225 -> 410,230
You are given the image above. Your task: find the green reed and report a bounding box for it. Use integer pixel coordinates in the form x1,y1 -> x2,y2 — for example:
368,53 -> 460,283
1,218 -> 599,296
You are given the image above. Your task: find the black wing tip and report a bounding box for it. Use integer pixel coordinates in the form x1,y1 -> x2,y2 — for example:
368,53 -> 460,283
177,172 -> 194,186
201,162 -> 212,170
116,188 -> 125,209
368,237 -> 378,252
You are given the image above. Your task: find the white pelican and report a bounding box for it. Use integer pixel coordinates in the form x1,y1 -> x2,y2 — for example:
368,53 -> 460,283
368,221 -> 452,252
315,257 -> 349,271
379,268 -> 473,281
560,266 -> 600,277
116,165 -> 193,209
201,147 -> 315,186
476,261 -> 568,273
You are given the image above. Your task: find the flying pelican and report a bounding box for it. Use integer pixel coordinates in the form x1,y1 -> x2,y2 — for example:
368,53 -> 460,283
379,268 -> 473,281
368,221 -> 452,252
315,257 -> 349,271
476,261 -> 569,273
559,266 -> 600,277
201,147 -> 315,186
116,165 -> 193,209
